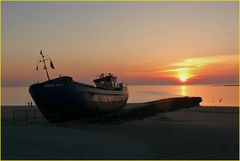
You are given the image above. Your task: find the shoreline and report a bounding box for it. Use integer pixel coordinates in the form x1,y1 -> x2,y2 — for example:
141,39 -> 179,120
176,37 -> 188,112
1,103 -> 239,123
1,103 -> 240,108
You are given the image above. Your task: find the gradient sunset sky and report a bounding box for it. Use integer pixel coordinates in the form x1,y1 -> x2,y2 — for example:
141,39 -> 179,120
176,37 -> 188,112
2,2 -> 239,86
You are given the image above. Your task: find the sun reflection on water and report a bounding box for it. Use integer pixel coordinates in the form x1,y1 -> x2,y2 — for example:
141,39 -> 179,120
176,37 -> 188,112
180,85 -> 187,96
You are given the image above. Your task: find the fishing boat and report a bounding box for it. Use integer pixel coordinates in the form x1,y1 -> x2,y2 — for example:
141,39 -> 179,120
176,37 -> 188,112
29,51 -> 129,122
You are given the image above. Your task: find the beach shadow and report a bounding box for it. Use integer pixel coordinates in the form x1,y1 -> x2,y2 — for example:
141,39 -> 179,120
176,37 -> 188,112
50,97 -> 202,129
51,107 -> 168,129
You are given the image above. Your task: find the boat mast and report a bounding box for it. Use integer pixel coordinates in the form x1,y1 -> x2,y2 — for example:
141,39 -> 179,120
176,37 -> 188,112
40,50 -> 50,80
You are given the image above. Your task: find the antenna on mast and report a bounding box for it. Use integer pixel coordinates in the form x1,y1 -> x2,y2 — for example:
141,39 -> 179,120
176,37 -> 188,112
36,50 -> 55,81
40,50 -> 50,80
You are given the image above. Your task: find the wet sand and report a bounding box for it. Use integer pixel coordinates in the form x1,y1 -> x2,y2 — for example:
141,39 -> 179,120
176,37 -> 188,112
1,104 -> 239,159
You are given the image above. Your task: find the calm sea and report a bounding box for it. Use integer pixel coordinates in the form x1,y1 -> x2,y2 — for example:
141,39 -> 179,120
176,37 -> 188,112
1,85 -> 239,106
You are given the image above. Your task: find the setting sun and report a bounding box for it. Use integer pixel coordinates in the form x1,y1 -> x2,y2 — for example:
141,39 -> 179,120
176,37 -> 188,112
179,73 -> 188,82
176,69 -> 193,83
165,68 -> 192,83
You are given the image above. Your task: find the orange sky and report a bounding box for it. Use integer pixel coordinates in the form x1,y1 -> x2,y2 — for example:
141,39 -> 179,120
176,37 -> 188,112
2,2 -> 239,86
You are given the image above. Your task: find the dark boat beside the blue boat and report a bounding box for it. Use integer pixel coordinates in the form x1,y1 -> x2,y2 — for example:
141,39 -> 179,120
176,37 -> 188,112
29,51 -> 128,122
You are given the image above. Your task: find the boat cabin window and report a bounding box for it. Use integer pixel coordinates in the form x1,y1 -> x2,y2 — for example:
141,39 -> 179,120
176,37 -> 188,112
93,73 -> 121,89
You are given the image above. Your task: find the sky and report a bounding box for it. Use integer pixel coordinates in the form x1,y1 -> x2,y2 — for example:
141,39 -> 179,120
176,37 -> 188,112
2,2 -> 239,86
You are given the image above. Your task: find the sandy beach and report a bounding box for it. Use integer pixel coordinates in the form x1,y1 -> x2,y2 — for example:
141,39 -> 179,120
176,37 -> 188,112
1,104 -> 239,159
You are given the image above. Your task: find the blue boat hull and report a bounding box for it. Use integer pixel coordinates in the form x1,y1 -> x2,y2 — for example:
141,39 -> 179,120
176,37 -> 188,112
29,80 -> 128,122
